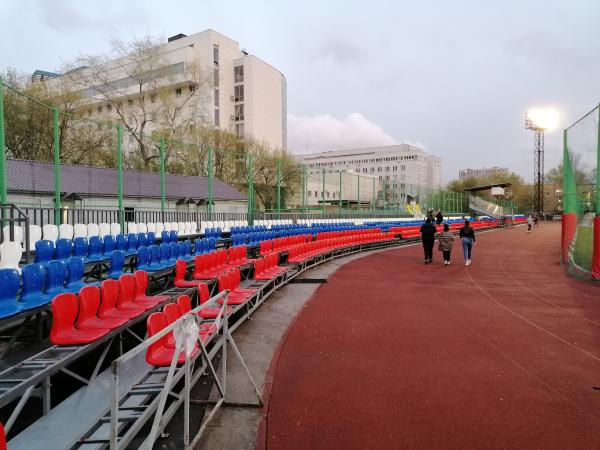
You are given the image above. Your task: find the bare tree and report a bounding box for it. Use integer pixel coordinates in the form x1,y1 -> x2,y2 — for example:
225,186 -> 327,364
63,36 -> 211,170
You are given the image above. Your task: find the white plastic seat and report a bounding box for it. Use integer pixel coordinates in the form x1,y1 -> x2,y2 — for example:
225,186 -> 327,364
183,222 -> 192,235
27,224 -> 42,250
171,222 -> 179,232
58,224 -> 74,240
73,224 -> 87,238
127,222 -> 138,235
0,242 -> 23,272
137,223 -> 148,234
86,223 -> 100,238
146,223 -> 156,233
177,222 -> 186,236
190,222 -> 198,234
164,222 -> 172,232
2,225 -> 23,244
98,223 -> 111,238
42,224 -> 59,243
155,222 -> 165,234
110,223 -> 121,236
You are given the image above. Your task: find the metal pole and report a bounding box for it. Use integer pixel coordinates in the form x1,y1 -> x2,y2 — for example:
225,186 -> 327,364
372,178 -> 376,211
302,164 -> 306,214
276,158 -> 281,216
596,106 -> 600,214
208,147 -> 214,219
247,154 -> 253,225
53,107 -> 61,226
116,124 -> 124,230
339,170 -> 342,212
321,169 -> 325,215
0,79 -> 7,207
160,138 -> 166,216
357,173 -> 360,214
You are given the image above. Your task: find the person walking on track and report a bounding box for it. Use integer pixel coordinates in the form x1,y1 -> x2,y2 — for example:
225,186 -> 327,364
435,210 -> 444,225
420,217 -> 437,264
527,214 -> 533,232
438,223 -> 454,265
459,220 -> 476,266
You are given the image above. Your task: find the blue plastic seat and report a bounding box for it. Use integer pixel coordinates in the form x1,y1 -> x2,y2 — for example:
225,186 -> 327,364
0,269 -> 22,319
65,256 -> 98,293
137,233 -> 148,247
46,259 -> 69,297
115,234 -> 127,252
108,250 -> 126,279
87,236 -> 104,262
183,240 -> 193,261
146,232 -> 156,245
136,246 -> 152,271
149,245 -> 162,270
103,235 -> 116,256
125,234 -> 138,256
55,238 -> 73,260
19,263 -> 52,310
194,238 -> 203,255
159,243 -> 172,268
169,231 -> 178,243
168,242 -> 178,263
161,231 -> 170,244
208,237 -> 216,251
73,237 -> 89,258
34,240 -> 55,265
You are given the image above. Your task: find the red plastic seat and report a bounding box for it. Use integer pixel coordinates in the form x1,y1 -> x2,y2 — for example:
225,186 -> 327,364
119,274 -> 155,310
146,312 -> 197,366
134,270 -> 170,305
196,283 -> 232,319
50,293 -> 111,345
99,279 -> 137,320
77,286 -> 128,330
163,303 -> 183,348
115,275 -> 148,316
0,422 -> 6,450
174,259 -> 202,288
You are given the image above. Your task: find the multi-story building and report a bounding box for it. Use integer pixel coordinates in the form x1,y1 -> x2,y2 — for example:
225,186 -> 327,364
297,144 -> 442,190
458,167 -> 508,180
39,29 -> 287,151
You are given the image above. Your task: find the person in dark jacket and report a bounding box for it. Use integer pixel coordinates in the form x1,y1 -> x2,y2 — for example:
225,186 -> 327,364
435,210 -> 444,225
458,220 -> 476,266
419,217 -> 437,264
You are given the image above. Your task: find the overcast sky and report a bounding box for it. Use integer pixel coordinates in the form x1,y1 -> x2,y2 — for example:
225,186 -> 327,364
3,0 -> 600,183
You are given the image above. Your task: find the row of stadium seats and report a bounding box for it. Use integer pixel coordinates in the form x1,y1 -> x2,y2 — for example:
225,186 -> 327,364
50,272 -> 170,345
259,235 -> 310,257
126,221 -> 198,236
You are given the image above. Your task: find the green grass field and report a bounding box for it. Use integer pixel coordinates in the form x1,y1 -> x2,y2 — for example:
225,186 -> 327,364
573,226 -> 593,271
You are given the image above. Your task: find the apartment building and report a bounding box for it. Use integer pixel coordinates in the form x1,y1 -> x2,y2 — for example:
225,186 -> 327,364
40,29 -> 287,151
458,167 -> 508,180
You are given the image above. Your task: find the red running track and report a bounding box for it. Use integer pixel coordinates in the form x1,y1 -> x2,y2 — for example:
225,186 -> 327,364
258,223 -> 600,449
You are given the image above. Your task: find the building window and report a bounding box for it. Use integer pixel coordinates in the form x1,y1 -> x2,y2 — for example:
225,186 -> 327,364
128,99 -> 133,108
97,106 -> 102,114
377,167 -> 382,172
235,123 -> 244,137
235,104 -> 244,121
87,110 -> 92,117
213,68 -> 219,87
308,190 -> 311,197
385,167 -> 390,172
315,191 -> 318,197
213,45 -> 219,64
362,168 -> 367,173
234,84 -> 244,101
189,84 -> 196,93
214,109 -> 220,127
370,167 -> 374,173
234,65 -> 244,83
106,104 -> 112,113
175,88 -> 182,96
214,89 -> 219,107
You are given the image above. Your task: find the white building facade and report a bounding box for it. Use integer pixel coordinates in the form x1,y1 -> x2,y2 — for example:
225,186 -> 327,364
297,144 -> 443,190
43,29 -> 287,151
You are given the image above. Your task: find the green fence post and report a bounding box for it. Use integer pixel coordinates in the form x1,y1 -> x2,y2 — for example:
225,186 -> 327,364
276,157 -> 281,216
372,178 -> 376,211
159,138 -> 166,217
339,170 -> 342,212
321,169 -> 325,215
302,164 -> 306,214
53,107 -> 62,226
208,147 -> 213,219
247,154 -> 253,225
116,123 -> 124,229
0,79 -> 7,208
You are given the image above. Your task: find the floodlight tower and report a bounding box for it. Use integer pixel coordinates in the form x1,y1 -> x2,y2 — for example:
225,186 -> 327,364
525,108 -> 558,215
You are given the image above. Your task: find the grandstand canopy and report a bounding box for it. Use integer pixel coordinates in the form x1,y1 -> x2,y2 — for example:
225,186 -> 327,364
464,183 -> 511,193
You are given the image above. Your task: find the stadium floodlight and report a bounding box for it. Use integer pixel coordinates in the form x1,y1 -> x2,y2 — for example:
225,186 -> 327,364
525,107 -> 559,131
525,107 -> 559,215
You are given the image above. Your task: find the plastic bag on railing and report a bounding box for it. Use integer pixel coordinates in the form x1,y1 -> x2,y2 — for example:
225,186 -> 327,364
173,314 -> 200,357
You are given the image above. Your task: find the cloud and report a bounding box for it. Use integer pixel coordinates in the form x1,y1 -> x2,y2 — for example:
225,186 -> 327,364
287,112 -> 398,153
310,34 -> 367,65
